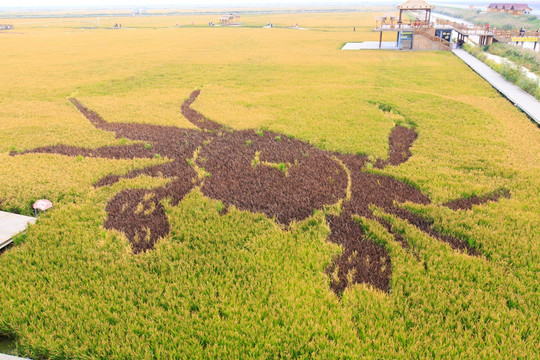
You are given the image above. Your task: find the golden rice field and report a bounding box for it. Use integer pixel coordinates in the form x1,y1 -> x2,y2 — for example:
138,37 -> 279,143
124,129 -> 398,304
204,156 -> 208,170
0,9 -> 539,359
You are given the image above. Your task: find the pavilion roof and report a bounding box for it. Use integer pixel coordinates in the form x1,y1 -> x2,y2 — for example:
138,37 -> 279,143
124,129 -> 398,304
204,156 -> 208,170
398,0 -> 435,10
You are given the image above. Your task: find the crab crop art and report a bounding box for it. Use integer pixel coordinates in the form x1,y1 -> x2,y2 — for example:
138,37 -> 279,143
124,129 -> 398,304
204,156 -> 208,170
13,90 -> 510,295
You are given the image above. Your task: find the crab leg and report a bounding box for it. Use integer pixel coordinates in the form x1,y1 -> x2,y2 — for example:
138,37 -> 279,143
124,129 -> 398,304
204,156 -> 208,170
380,188 -> 509,255
375,205 -> 479,256
69,98 -> 110,131
12,144 -> 156,160
181,90 -> 226,131
373,125 -> 418,169
94,161 -> 192,187
443,189 -> 510,210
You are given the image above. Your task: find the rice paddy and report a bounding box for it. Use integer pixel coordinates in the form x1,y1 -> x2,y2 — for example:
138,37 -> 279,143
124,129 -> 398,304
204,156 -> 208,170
0,9 -> 538,359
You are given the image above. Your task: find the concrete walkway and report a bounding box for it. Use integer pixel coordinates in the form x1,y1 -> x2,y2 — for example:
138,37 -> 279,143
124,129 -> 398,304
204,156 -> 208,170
453,49 -> 540,125
342,42 -> 398,50
0,211 -> 36,250
0,354 -> 30,360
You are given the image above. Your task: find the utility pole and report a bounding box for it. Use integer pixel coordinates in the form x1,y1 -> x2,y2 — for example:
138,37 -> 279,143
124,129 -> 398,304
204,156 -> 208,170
97,16 -> 100,28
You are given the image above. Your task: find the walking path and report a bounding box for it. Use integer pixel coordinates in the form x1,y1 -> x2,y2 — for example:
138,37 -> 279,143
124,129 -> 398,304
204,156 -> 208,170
342,42 -> 398,50
453,49 -> 540,125
0,211 -> 35,250
0,354 -> 30,360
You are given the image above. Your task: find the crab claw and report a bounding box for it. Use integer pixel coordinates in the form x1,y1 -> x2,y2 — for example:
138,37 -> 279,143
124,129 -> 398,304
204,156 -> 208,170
104,189 -> 170,254
325,214 -> 391,295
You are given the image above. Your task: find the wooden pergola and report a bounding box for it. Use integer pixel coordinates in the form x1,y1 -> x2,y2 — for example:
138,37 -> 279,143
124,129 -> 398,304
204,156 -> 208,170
219,13 -> 240,25
397,0 -> 435,24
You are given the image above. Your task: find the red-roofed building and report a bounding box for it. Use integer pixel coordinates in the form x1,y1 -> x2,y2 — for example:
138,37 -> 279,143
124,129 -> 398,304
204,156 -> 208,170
487,3 -> 532,15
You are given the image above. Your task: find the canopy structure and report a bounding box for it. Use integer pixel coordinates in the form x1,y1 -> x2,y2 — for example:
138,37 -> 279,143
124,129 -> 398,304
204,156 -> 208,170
219,13 -> 240,25
397,0 -> 435,24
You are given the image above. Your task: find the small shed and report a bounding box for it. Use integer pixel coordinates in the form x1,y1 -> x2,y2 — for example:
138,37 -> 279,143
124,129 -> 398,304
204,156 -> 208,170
487,3 -> 532,15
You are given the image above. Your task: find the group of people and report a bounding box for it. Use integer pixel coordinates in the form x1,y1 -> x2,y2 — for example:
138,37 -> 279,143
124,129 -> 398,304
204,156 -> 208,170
114,23 -> 121,28
518,28 -> 539,36
413,18 -> 423,27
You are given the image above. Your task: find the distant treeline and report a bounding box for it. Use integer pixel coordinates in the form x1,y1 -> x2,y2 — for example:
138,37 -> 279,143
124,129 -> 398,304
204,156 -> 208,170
435,6 -> 540,30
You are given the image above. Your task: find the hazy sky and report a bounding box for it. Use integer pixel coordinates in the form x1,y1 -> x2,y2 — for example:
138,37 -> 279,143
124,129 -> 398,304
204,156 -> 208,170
0,0 -> 391,8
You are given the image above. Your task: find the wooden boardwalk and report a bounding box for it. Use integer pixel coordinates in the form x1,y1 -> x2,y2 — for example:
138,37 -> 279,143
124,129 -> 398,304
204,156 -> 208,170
0,211 -> 36,250
453,49 -> 540,125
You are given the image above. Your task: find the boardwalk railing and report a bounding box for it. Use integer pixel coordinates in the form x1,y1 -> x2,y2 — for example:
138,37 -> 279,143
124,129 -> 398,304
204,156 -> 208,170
375,15 -> 540,49
375,18 -> 432,30
436,19 -> 539,41
435,19 -> 492,35
492,30 -> 539,41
